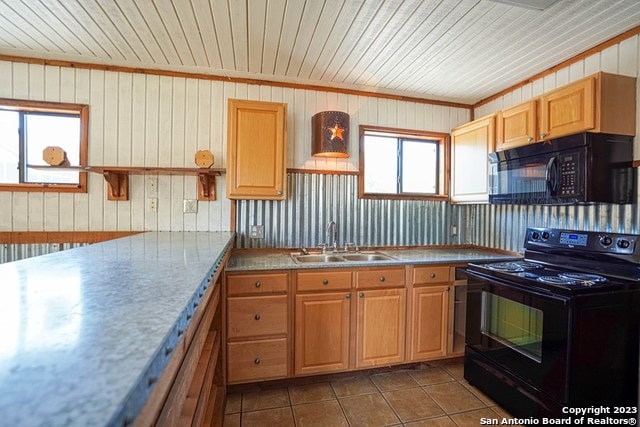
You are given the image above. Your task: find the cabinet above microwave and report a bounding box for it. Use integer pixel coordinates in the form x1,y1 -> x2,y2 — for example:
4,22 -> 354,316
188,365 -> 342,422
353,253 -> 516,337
495,72 -> 636,151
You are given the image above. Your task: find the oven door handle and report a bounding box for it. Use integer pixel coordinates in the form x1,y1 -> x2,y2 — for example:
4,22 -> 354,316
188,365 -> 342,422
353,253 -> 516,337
545,156 -> 559,195
469,272 -> 571,306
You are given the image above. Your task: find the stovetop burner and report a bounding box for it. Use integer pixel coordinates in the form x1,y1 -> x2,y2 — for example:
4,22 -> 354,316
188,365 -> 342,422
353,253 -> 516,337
485,261 -> 545,273
536,273 -> 607,287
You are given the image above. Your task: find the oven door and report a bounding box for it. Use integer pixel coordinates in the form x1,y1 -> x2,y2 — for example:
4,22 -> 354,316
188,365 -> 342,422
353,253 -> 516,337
466,270 -> 571,403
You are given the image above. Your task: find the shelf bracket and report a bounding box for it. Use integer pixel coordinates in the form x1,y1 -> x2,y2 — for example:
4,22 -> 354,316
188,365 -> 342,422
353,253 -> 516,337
198,173 -> 217,201
102,171 -> 129,201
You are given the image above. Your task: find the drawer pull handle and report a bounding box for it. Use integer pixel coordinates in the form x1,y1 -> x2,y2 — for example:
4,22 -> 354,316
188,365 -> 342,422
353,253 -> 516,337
322,279 -> 329,285
255,281 -> 262,288
255,314 -> 261,320
359,292 -> 364,298
346,293 -> 351,299
254,358 -> 261,365
379,276 -> 385,282
430,273 -> 436,278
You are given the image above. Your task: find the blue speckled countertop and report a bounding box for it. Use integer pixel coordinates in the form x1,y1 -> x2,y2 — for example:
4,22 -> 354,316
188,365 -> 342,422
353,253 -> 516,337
226,247 -> 521,271
0,231 -> 234,427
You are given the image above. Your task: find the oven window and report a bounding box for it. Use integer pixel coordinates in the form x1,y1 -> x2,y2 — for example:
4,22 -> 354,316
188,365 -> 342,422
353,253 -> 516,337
481,292 -> 543,363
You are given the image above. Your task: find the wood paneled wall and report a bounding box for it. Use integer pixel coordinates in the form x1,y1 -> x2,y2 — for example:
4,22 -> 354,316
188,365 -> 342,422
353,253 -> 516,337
0,60 -> 470,233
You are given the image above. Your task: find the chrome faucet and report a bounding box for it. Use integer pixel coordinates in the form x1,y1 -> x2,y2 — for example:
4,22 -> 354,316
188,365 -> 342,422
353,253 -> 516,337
327,220 -> 338,253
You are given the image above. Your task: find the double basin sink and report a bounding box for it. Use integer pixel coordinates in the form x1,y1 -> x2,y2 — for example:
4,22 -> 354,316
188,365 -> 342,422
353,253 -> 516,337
291,251 -> 396,264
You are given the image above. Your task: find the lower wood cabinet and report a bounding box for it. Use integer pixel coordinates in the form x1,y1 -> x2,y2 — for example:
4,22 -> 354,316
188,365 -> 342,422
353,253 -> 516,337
226,271 -> 290,384
355,288 -> 406,368
295,292 -> 351,375
408,285 -> 449,361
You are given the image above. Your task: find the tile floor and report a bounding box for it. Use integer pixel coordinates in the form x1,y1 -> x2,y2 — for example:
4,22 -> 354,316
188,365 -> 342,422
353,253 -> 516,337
223,358 -> 513,426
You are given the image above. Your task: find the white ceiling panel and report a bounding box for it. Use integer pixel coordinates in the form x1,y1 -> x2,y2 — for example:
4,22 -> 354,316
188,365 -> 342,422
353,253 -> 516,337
0,0 -> 638,104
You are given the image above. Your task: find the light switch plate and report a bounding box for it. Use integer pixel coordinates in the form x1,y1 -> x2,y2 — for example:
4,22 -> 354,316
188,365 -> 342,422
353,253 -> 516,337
183,199 -> 198,213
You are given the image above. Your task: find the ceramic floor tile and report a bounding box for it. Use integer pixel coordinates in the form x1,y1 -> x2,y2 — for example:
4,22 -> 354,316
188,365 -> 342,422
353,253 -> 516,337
407,366 -> 456,386
292,399 -> 349,427
241,388 -> 290,412
241,406 -> 295,426
225,393 -> 242,414
370,370 -> 419,391
383,387 -> 445,422
423,382 -> 485,414
288,382 -> 335,405
339,393 -> 401,426
403,415 -> 457,426
223,412 -> 241,427
441,361 -> 465,381
331,376 -> 379,397
449,407 -> 503,426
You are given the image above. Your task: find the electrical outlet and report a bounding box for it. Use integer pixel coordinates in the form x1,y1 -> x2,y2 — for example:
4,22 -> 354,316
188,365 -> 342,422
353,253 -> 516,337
146,177 -> 158,197
451,225 -> 458,236
183,199 -> 198,213
250,224 -> 264,239
147,198 -> 157,212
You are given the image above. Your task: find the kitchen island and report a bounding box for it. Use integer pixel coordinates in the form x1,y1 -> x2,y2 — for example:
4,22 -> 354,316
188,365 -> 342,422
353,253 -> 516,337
0,231 -> 234,426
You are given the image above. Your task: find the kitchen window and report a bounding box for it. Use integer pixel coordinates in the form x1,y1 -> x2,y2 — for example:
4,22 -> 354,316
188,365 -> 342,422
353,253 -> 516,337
358,125 -> 449,200
0,98 -> 88,193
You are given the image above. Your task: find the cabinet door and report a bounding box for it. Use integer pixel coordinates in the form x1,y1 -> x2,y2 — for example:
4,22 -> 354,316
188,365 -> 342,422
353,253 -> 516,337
496,100 -> 537,150
227,99 -> 287,200
450,115 -> 495,204
408,285 -> 449,361
540,76 -> 595,140
295,292 -> 351,375
355,288 -> 406,368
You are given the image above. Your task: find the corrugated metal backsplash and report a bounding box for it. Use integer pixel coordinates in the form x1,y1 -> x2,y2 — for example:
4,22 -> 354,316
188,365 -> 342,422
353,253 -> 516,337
235,172 -> 466,249
1,243 -> 89,264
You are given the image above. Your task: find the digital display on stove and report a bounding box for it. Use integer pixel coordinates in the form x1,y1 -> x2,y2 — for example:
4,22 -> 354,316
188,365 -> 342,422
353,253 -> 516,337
559,232 -> 588,246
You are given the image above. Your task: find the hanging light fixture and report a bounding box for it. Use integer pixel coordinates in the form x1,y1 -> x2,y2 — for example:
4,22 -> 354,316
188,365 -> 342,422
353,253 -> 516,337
311,111 -> 349,158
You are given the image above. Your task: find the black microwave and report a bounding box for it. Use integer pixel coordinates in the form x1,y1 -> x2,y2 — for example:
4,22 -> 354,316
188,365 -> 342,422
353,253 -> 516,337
488,133 -> 636,205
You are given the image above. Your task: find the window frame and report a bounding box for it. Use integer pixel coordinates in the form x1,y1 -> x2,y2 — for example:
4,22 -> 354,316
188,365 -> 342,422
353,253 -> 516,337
358,125 -> 450,201
0,98 -> 88,193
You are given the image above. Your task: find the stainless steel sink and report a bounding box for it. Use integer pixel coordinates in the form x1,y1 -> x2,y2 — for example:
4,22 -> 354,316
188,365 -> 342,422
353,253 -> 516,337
341,253 -> 395,262
292,254 -> 345,263
291,251 -> 395,264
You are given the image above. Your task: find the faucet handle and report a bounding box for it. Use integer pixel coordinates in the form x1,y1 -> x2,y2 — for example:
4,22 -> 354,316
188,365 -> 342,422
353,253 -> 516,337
317,243 -> 328,254
344,242 -> 359,252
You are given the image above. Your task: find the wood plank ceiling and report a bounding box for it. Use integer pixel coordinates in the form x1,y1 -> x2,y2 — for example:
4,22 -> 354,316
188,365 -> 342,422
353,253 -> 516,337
0,0 -> 638,104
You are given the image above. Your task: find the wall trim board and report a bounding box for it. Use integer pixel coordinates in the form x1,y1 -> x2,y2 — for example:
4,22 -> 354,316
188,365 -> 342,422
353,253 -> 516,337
0,231 -> 142,244
474,24 -> 640,109
287,168 -> 359,176
0,53 -> 472,111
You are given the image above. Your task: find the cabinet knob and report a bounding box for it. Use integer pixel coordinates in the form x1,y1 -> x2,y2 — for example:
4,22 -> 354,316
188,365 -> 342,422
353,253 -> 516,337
359,292 -> 364,298
277,190 -> 283,195
255,281 -> 262,288
540,133 -> 547,139
254,358 -> 261,365
322,279 -> 329,285
527,136 -> 533,142
430,273 -> 436,278
379,276 -> 385,282
255,313 -> 261,320
346,293 -> 351,299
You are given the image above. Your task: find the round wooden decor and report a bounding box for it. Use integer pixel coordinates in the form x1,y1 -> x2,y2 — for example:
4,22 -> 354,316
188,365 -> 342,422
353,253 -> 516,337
194,150 -> 214,168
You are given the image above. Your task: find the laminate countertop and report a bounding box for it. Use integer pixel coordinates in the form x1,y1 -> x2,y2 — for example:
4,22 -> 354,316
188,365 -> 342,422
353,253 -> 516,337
226,246 -> 521,271
0,231 -> 234,427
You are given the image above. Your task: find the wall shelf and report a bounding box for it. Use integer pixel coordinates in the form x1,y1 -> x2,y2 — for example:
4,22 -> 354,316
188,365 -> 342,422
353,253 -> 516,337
29,165 -> 225,201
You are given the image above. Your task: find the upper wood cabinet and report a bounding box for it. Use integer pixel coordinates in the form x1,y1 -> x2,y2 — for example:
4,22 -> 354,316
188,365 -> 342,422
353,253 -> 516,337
227,99 -> 287,200
450,114 -> 495,204
496,100 -> 537,151
539,72 -> 636,141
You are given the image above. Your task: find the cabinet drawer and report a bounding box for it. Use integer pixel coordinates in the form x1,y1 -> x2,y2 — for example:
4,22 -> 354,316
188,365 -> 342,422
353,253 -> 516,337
355,267 -> 405,289
296,270 -> 351,292
227,338 -> 288,383
412,266 -> 451,284
228,295 -> 287,339
227,273 -> 288,296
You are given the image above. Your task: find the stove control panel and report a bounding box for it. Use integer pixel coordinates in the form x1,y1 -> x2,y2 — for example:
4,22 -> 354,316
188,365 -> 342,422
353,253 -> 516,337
525,227 -> 637,256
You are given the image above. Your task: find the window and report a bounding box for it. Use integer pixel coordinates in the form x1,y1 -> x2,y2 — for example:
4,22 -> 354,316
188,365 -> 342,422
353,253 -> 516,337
359,125 -> 449,200
0,98 -> 88,193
